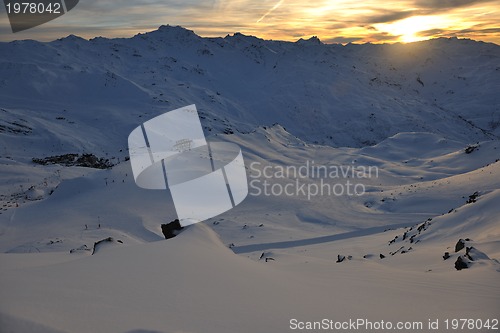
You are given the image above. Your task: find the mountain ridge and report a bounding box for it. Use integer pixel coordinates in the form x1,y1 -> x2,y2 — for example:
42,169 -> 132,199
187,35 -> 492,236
1,25 -> 499,150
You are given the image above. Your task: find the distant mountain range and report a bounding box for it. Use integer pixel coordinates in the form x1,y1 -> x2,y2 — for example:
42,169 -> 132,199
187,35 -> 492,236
1,25 -> 499,154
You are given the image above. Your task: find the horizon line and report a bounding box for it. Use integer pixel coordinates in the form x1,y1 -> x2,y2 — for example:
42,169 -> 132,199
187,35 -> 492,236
2,25 -> 499,46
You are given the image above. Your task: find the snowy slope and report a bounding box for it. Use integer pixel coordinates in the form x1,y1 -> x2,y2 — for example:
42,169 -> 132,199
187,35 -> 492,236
0,26 -> 499,151
1,223 -> 499,333
0,27 -> 499,333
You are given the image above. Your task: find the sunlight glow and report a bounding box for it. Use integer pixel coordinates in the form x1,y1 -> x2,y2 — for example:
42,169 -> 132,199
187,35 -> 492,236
375,16 -> 453,43
0,0 -> 499,44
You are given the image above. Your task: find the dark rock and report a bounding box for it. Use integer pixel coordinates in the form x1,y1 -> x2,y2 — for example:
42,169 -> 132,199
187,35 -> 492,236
70,244 -> 90,254
265,257 -> 275,262
454,256 -> 468,270
417,221 -> 430,233
464,246 -> 490,261
92,237 -> 116,255
465,247 -> 474,260
455,239 -> 466,252
443,252 -> 450,260
161,219 -> 183,239
32,153 -> 113,169
401,247 -> 412,254
336,255 -> 345,263
379,254 -> 385,259
466,192 -> 479,204
390,246 -> 405,255
465,145 -> 478,154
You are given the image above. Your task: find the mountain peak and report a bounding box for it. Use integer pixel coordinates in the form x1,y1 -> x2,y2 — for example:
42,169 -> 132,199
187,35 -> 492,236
156,25 -> 197,37
224,32 -> 264,43
134,25 -> 199,42
157,24 -> 193,33
296,36 -> 322,45
57,34 -> 87,42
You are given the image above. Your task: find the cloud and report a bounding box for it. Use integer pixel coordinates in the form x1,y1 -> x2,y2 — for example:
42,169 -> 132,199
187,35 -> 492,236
414,0 -> 496,9
361,10 -> 418,24
0,0 -> 499,44
416,28 -> 446,37
324,36 -> 364,44
365,32 -> 403,43
418,25 -> 500,38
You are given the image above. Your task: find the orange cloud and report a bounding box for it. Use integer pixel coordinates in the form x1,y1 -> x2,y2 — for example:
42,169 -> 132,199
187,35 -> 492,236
0,0 -> 498,44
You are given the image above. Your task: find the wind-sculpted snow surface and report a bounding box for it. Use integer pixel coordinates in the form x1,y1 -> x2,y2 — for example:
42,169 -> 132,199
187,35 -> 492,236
1,223 -> 499,333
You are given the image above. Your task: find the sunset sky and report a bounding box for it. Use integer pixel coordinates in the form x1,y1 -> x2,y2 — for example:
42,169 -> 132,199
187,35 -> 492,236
1,0 -> 499,44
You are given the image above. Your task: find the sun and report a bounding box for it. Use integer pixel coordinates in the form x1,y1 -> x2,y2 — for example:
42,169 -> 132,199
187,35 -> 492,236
375,15 -> 451,43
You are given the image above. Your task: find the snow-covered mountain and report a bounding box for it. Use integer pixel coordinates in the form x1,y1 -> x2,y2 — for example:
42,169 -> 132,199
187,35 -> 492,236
1,25 -> 499,152
0,26 -> 499,333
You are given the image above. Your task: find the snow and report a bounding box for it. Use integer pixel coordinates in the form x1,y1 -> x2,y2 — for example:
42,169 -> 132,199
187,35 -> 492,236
0,26 -> 499,332
1,224 -> 499,333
